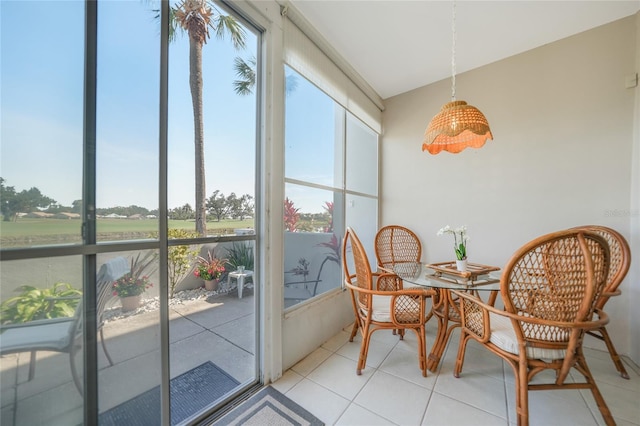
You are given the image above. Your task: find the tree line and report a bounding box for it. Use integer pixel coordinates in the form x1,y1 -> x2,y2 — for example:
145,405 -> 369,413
170,191 -> 254,221
0,177 -> 253,222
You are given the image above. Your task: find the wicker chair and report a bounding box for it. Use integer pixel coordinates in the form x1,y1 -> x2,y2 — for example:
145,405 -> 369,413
375,225 -> 422,270
343,227 -> 435,376
572,225 -> 631,379
374,225 -> 432,335
453,229 -> 615,426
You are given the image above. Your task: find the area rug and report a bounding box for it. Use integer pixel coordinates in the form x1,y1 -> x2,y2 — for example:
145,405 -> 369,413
100,361 -> 239,426
216,386 -> 324,426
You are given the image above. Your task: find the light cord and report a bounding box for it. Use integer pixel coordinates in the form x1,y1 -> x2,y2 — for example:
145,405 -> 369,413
451,0 -> 457,101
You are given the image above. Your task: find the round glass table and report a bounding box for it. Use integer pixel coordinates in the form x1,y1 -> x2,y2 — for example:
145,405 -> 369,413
391,262 -> 501,372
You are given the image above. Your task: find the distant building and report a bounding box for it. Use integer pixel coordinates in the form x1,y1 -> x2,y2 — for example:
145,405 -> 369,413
55,212 -> 81,219
25,211 -> 54,218
104,213 -> 127,219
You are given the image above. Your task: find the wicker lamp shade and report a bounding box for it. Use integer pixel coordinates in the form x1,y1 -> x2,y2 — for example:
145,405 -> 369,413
422,100 -> 493,154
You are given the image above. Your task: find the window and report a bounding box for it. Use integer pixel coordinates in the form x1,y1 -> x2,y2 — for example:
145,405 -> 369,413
1,1 -> 262,424
1,1 -> 84,248
284,66 -> 378,308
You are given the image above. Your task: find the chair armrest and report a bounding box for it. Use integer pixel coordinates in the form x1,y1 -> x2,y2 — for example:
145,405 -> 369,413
44,295 -> 82,302
389,287 -> 435,327
453,290 -> 494,343
0,316 -> 75,332
373,271 -> 403,291
601,289 -> 621,298
453,290 -> 610,335
344,280 -> 434,326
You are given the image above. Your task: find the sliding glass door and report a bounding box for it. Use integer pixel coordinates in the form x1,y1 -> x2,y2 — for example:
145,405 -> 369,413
0,1 -> 261,424
165,1 -> 260,423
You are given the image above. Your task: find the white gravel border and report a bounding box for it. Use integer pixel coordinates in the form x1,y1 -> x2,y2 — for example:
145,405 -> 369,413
103,285 -> 236,323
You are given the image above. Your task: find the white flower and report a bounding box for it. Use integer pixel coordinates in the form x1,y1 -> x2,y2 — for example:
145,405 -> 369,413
437,225 -> 451,236
438,225 -> 470,260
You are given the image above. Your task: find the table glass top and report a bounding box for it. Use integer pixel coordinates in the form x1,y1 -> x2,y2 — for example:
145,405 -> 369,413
391,262 -> 501,291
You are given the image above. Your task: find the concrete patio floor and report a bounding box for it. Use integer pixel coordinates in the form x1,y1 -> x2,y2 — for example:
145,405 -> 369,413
0,287 -> 256,426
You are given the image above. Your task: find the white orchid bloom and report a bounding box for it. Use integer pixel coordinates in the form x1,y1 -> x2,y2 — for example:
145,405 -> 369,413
437,225 -> 451,236
438,225 -> 470,259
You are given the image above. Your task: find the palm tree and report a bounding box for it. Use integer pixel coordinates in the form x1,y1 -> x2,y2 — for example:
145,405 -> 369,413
233,56 -> 298,96
233,57 -> 256,96
173,0 -> 246,236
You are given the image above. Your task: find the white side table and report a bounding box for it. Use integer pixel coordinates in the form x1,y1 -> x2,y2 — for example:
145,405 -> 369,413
228,270 -> 253,299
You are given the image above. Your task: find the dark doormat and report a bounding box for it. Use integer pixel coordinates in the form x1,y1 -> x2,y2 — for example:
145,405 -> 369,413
215,386 -> 324,426
100,361 -> 239,426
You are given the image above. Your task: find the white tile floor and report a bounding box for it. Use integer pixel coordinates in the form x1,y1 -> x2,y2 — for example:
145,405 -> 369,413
272,321 -> 640,426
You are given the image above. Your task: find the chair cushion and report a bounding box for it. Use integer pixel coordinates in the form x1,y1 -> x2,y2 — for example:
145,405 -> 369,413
0,319 -> 75,354
371,294 -> 392,322
489,313 -> 566,359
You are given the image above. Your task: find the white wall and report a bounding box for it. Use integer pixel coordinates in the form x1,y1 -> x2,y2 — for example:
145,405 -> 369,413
240,0 -> 355,382
629,11 -> 640,364
382,15 -> 639,361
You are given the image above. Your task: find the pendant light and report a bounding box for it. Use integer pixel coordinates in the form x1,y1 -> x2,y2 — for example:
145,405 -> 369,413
422,1 -> 493,154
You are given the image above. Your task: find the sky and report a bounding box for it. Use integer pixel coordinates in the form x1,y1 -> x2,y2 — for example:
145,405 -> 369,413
1,0 -> 258,211
0,0 -> 343,214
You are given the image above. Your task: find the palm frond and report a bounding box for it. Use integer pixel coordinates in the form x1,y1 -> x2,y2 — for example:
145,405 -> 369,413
233,56 -> 256,95
214,14 -> 247,50
285,74 -> 299,96
168,6 -> 180,43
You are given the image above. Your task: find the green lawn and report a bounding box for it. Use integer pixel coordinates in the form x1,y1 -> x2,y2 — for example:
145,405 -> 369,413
0,218 -> 255,247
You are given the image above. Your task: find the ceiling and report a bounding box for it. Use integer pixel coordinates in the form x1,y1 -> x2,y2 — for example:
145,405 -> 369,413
289,0 -> 640,100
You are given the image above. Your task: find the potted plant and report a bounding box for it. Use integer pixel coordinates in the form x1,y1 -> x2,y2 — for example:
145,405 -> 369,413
437,225 -> 470,271
112,251 -> 157,312
225,242 -> 254,278
0,282 -> 82,324
194,250 -> 227,291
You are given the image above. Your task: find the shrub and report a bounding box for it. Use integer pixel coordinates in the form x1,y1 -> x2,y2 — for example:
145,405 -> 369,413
225,242 -> 254,272
0,282 -> 82,324
167,228 -> 199,298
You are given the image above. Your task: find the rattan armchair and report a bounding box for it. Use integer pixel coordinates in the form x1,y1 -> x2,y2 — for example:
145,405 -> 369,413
343,227 -> 435,376
572,225 -> 631,379
375,225 -> 422,271
453,229 -> 615,426
375,225 -> 432,334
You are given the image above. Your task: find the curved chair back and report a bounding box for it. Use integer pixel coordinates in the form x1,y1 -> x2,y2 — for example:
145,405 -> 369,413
343,228 -> 374,302
571,225 -> 631,378
501,229 -> 610,344
96,257 -> 129,322
571,225 -> 630,310
375,225 -> 422,269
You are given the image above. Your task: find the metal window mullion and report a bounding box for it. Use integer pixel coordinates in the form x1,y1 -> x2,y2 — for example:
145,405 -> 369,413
158,1 -> 171,425
284,178 -> 341,194
82,0 -> 99,424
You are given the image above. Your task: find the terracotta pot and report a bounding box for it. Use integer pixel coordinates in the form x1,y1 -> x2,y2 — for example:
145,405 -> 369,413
120,294 -> 142,312
204,279 -> 219,291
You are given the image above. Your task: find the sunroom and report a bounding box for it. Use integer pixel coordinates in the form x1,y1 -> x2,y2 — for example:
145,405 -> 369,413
1,0 -> 639,425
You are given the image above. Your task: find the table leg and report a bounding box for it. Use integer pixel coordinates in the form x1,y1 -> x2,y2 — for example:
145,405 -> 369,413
427,289 -> 462,372
237,276 -> 245,299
